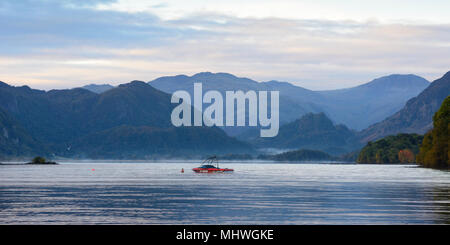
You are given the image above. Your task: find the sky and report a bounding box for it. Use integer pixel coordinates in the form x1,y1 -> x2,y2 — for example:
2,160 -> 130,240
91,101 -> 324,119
1,0 -> 449,90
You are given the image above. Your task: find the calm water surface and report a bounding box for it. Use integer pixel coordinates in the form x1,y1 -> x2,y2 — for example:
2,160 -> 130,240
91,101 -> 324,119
0,162 -> 449,224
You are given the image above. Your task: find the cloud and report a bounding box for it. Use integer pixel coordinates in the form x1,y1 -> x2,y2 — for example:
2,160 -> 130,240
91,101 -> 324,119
1,0 -> 449,90
0,0 -> 168,52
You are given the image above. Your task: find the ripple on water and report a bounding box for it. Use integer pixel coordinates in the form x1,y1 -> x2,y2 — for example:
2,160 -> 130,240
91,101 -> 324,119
0,162 -> 449,224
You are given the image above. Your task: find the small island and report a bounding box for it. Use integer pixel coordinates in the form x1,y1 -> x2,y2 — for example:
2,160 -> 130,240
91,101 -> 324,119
26,156 -> 58,165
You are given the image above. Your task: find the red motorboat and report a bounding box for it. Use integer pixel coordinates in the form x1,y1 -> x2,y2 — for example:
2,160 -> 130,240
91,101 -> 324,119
192,156 -> 234,173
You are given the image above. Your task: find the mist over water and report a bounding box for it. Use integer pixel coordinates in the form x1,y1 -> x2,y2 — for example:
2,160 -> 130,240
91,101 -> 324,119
0,162 -> 449,224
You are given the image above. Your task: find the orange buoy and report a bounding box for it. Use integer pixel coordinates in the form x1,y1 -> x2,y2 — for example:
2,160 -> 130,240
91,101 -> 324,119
181,168 -> 184,173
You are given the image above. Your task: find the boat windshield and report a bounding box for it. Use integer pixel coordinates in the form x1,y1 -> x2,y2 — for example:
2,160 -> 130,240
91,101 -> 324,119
200,165 -> 216,168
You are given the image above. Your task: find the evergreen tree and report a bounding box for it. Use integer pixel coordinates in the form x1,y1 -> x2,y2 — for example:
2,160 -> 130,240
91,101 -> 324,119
417,96 -> 450,168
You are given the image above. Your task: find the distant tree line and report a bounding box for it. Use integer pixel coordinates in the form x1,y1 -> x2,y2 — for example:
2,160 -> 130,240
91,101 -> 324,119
258,149 -> 333,161
356,134 -> 423,164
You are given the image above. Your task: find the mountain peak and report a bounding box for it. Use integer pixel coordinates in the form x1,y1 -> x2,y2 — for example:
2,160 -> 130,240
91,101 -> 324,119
442,70 -> 450,79
192,72 -> 237,79
361,74 -> 429,89
119,80 -> 148,88
295,112 -> 335,131
247,112 -> 359,155
81,84 -> 114,94
194,71 -> 214,76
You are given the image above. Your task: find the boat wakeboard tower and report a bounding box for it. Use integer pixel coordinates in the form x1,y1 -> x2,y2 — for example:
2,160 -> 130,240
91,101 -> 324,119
192,156 -> 234,173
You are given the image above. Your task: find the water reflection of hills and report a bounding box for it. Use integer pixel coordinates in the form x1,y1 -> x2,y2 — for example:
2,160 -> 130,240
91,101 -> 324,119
432,186 -> 450,224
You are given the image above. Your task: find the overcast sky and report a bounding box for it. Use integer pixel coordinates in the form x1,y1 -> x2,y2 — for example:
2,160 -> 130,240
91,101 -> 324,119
1,0 -> 449,90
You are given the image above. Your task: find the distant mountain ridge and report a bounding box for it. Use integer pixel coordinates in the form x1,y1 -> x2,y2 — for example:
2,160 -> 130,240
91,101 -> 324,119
150,72 -> 318,135
0,81 -> 252,159
316,74 -> 430,130
1,70 -> 444,159
149,72 -> 323,118
359,71 -> 450,142
149,72 -> 429,131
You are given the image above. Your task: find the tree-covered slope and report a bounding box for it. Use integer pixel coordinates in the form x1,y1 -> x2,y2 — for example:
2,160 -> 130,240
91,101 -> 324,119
0,107 -> 47,158
0,81 -> 252,159
416,96 -> 450,168
68,125 -> 252,159
357,134 -> 423,164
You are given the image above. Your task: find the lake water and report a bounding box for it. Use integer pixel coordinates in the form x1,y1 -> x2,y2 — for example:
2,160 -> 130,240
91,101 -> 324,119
0,161 -> 449,224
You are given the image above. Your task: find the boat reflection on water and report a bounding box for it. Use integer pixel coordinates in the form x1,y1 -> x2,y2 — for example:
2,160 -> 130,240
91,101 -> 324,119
192,156 -> 234,173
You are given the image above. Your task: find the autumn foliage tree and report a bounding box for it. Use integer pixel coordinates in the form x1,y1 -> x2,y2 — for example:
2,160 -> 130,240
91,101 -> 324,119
398,149 -> 415,163
416,96 -> 450,168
